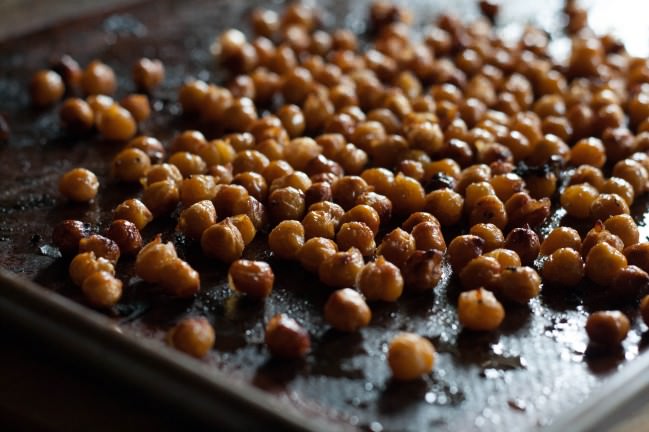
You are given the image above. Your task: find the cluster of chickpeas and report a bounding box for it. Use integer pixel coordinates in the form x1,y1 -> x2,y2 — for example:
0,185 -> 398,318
42,0 -> 649,378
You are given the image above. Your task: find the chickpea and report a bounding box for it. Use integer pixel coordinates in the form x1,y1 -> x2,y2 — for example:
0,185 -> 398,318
78,234 -> 120,264
86,94 -> 115,116
560,183 -> 599,219
214,184 -> 249,217
265,314 -> 311,359
324,288 -> 371,332
339,205 -> 380,236
225,215 -> 255,246
581,222 -> 624,257
456,164 -> 491,195
179,175 -> 217,207
612,265 -> 649,301
424,189 -> 464,226
298,237 -> 338,273
540,227 -> 582,255
504,227 -> 540,265
52,219 -> 90,256
179,80 -> 209,114
158,258 -> 201,297
469,223 -> 504,252
361,167 -> 394,195
336,222 -> 376,256
624,243 -> 649,273
82,271 -> 122,308
97,104 -> 136,141
448,234 -> 485,273
270,171 -> 311,193
484,248 -> 522,268
69,252 -> 115,286
233,195 -> 267,232
114,198 -> 153,231
332,176 -> 370,210
284,137 -> 322,171
357,256 -> 404,302
228,259 -> 274,299
585,311 -> 629,346
169,152 -> 207,177
469,195 -> 508,230
570,137 -> 606,168
319,247 -> 364,288
201,219 -> 245,263
111,148 -> 151,183
613,159 -> 648,197
263,160 -> 294,184
146,163 -> 183,186
60,98 -> 94,131
177,200 -> 217,240
387,174 -> 426,217
268,220 -> 305,260
305,182 -> 333,208
81,60 -> 116,95
460,255 -> 502,291
167,317 -> 215,358
604,214 -> 640,247
496,266 -> 541,304
590,193 -> 630,220
233,171 -> 268,202
132,58 -> 165,91
458,288 -> 505,331
377,228 -> 416,269
59,168 -> 99,202
586,242 -> 627,286
388,333 -> 436,381
569,165 -> 605,190
602,177 -> 635,207
525,171 -> 557,199
30,69 -> 65,106
142,180 -> 180,216
464,181 -> 496,211
268,186 -> 306,223
127,136 -> 165,163
404,250 -> 444,292
106,219 -> 142,255
490,173 -> 526,202
542,247 -> 585,288
411,221 -> 446,252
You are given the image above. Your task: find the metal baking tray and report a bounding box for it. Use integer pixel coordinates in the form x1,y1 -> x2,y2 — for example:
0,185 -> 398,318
2,0 -> 649,431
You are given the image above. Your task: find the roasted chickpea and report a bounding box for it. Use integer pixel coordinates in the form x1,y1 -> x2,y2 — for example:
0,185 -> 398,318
97,104 -> 136,141
132,58 -> 165,91
464,181 -> 496,211
591,193 -> 630,220
78,234 -> 120,264
52,219 -> 91,256
69,252 -> 115,287
30,69 -> 65,106
232,171 -> 268,202
82,271 -> 122,308
177,200 -> 217,240
324,288 -> 371,332
167,317 -> 215,358
469,195 -> 508,230
319,247 -> 364,288
448,234 -> 485,273
403,250 -> 444,293
586,242 -> 627,286
460,255 -> 501,291
357,256 -> 404,302
201,219 -> 245,263
214,184 -> 249,217
612,265 -> 649,301
59,98 -> 94,131
120,94 -> 150,123
541,227 -> 582,255
336,222 -> 376,256
106,219 -> 142,255
504,227 -> 540,265
604,214 -> 640,247
81,60 -> 116,95
179,175 -> 218,207
542,247 -> 584,288
113,198 -> 153,230
484,248 -> 522,268
339,205 -> 380,236
127,136 -> 165,163
270,171 -> 312,193
268,186 -> 306,223
613,159 -> 649,197
158,258 -> 201,297
387,174 -> 426,217
458,288 -> 505,331
424,189 -> 463,226
284,137 -> 322,171
411,221 -> 446,252
269,220 -> 305,260
169,152 -> 207,178
305,181 -> 333,207
142,179 -> 180,216
377,228 -> 416,269
228,259 -> 274,299
146,163 -> 183,186
561,183 -> 599,219
111,148 -> 151,183
59,168 -> 99,202
298,237 -> 338,273
586,311 -> 629,346
135,236 -> 177,283
569,165 -> 605,190
179,80 -> 209,114
496,266 -> 541,304
601,177 -> 635,207
388,333 -> 436,381
265,314 -> 311,359
581,222 -> 624,257
332,176 -> 370,210
570,137 -> 606,168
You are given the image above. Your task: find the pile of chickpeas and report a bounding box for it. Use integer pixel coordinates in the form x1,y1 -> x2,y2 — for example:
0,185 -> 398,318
40,0 -> 649,378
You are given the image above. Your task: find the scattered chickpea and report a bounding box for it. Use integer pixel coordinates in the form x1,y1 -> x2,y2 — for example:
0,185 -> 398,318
59,168 -> 99,202
604,214 -> 640,247
265,314 -> 311,359
561,183 -> 599,219
585,311 -> 629,346
78,234 -> 120,264
81,60 -> 117,95
268,220 -> 305,260
324,288 -> 371,332
52,219 -> 90,255
377,228 -> 416,269
540,227 -> 582,256
135,236 -> 178,283
336,221 -> 376,256
168,317 -> 215,358
82,271 -> 123,308
112,148 -> 151,182
424,188 -> 464,226
496,266 -> 541,304
448,234 -> 485,273
133,58 -> 165,91
106,219 -> 143,255
142,179 -> 180,216
458,288 -> 505,331
624,243 -> 649,273
504,226 -> 540,265
404,249 -> 444,292
113,198 -> 153,230
484,248 -> 522,268
469,223 -> 504,252
613,265 -> 649,301
228,259 -> 274,299
177,200 -> 217,240
388,333 -> 436,381
586,242 -> 627,286
357,256 -> 403,302
460,255 -> 501,291
201,219 -> 245,263
542,248 -> 585,288
69,251 -> 115,287
60,98 -> 94,131
319,247 -> 364,288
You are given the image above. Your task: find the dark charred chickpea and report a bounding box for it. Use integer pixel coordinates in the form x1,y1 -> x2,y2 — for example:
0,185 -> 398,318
336,222 -> 376,256
69,252 -> 115,287
612,265 -> 649,301
570,137 -> 606,168
377,228 -> 416,269
97,104 -> 137,141
167,317 -> 215,358
132,58 -> 165,92
111,148 -> 151,183
602,177 -> 635,207
591,193 -> 630,220
470,223 -> 504,252
358,256 -> 403,302
265,314 -> 311,359
448,235 -> 484,273
424,189 -> 464,226
504,227 -> 540,265
78,234 -> 120,264
497,266 -> 541,304
324,288 -> 371,332
114,198 -> 153,230
458,288 -> 505,331
269,220 -> 305,260
268,186 -> 306,223
177,200 -> 217,240
228,259 -> 274,299
470,195 -> 508,230
586,242 -> 628,286
319,248 -> 364,288
135,236 -> 177,282
561,183 -> 599,219
542,247 -> 584,287
605,214 -> 640,247
158,258 -> 201,297
484,248 -> 522,268
460,256 -> 502,291
30,70 -> 65,106
305,182 -> 333,208
142,180 -> 180,216
81,60 -> 116,95
403,249 -> 444,293
82,271 -> 122,308
541,227 -> 582,255
52,219 -> 90,256
60,98 -> 94,131
201,219 -> 245,263
59,168 -> 99,202
388,333 -> 436,381
586,311 -> 630,346
298,237 -> 338,273
106,219 -> 142,255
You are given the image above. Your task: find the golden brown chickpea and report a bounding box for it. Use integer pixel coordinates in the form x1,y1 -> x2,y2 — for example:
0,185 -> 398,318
228,259 -> 274,299
590,193 -> 630,220
132,58 -> 165,92
69,252 -> 115,287
411,221 -> 446,252
284,137 -> 322,171
602,127 -> 635,163
126,136 -> 165,163
561,183 -> 599,219
179,175 -> 217,207
226,215 -> 256,246
460,255 -> 501,291
623,243 -> 649,273
268,186 -> 306,223
177,200 -> 217,240
586,311 -> 629,346
60,98 -> 94,131
319,247 -> 364,288
612,265 -> 649,301
613,159 -> 648,197
403,250 -> 444,293
142,180 -> 180,216
464,181 -> 496,211
214,184 -> 249,217
586,242 -> 627,286
298,237 -> 338,273
601,177 -> 635,206
424,189 -> 464,226
120,94 -> 151,123
82,271 -> 122,308
146,163 -> 183,186
581,222 -> 624,258
97,104 -> 137,141
336,221 -> 376,256
81,60 -> 116,95
135,236 -> 177,283
201,219 -> 245,263
268,220 -> 305,260
402,212 -> 439,231
52,219 -> 90,256
179,80 -> 209,114
357,256 -> 403,302
525,171 -> 557,199
158,258 -> 201,297
469,195 -> 508,230
201,140 -> 236,166
541,227 -> 582,255
377,228 -> 416,269
59,168 -> 99,202
569,165 -> 605,190
448,234 -> 484,273
30,69 -> 65,106
270,171 -> 312,193
484,248 -> 522,268
387,332 -> 436,381
332,176 -> 370,211
106,219 -> 142,256
78,234 -> 120,264
167,317 -> 215,358
458,288 -> 505,331
265,314 -> 311,359
605,214 -> 640,247
339,205 -> 381,236
111,148 -> 151,183
277,104 -> 306,138
86,94 -> 115,117
542,247 -> 585,288
324,288 -> 371,332
496,266 -> 541,304
570,137 -> 606,168
263,160 -> 294,184
504,227 -> 540,265
113,198 -> 153,230
470,223 -> 504,252
305,182 -> 333,208
169,152 -> 207,178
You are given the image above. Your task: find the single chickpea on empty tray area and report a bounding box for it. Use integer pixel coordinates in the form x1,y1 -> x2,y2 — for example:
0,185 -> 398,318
7,0 -> 649,429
